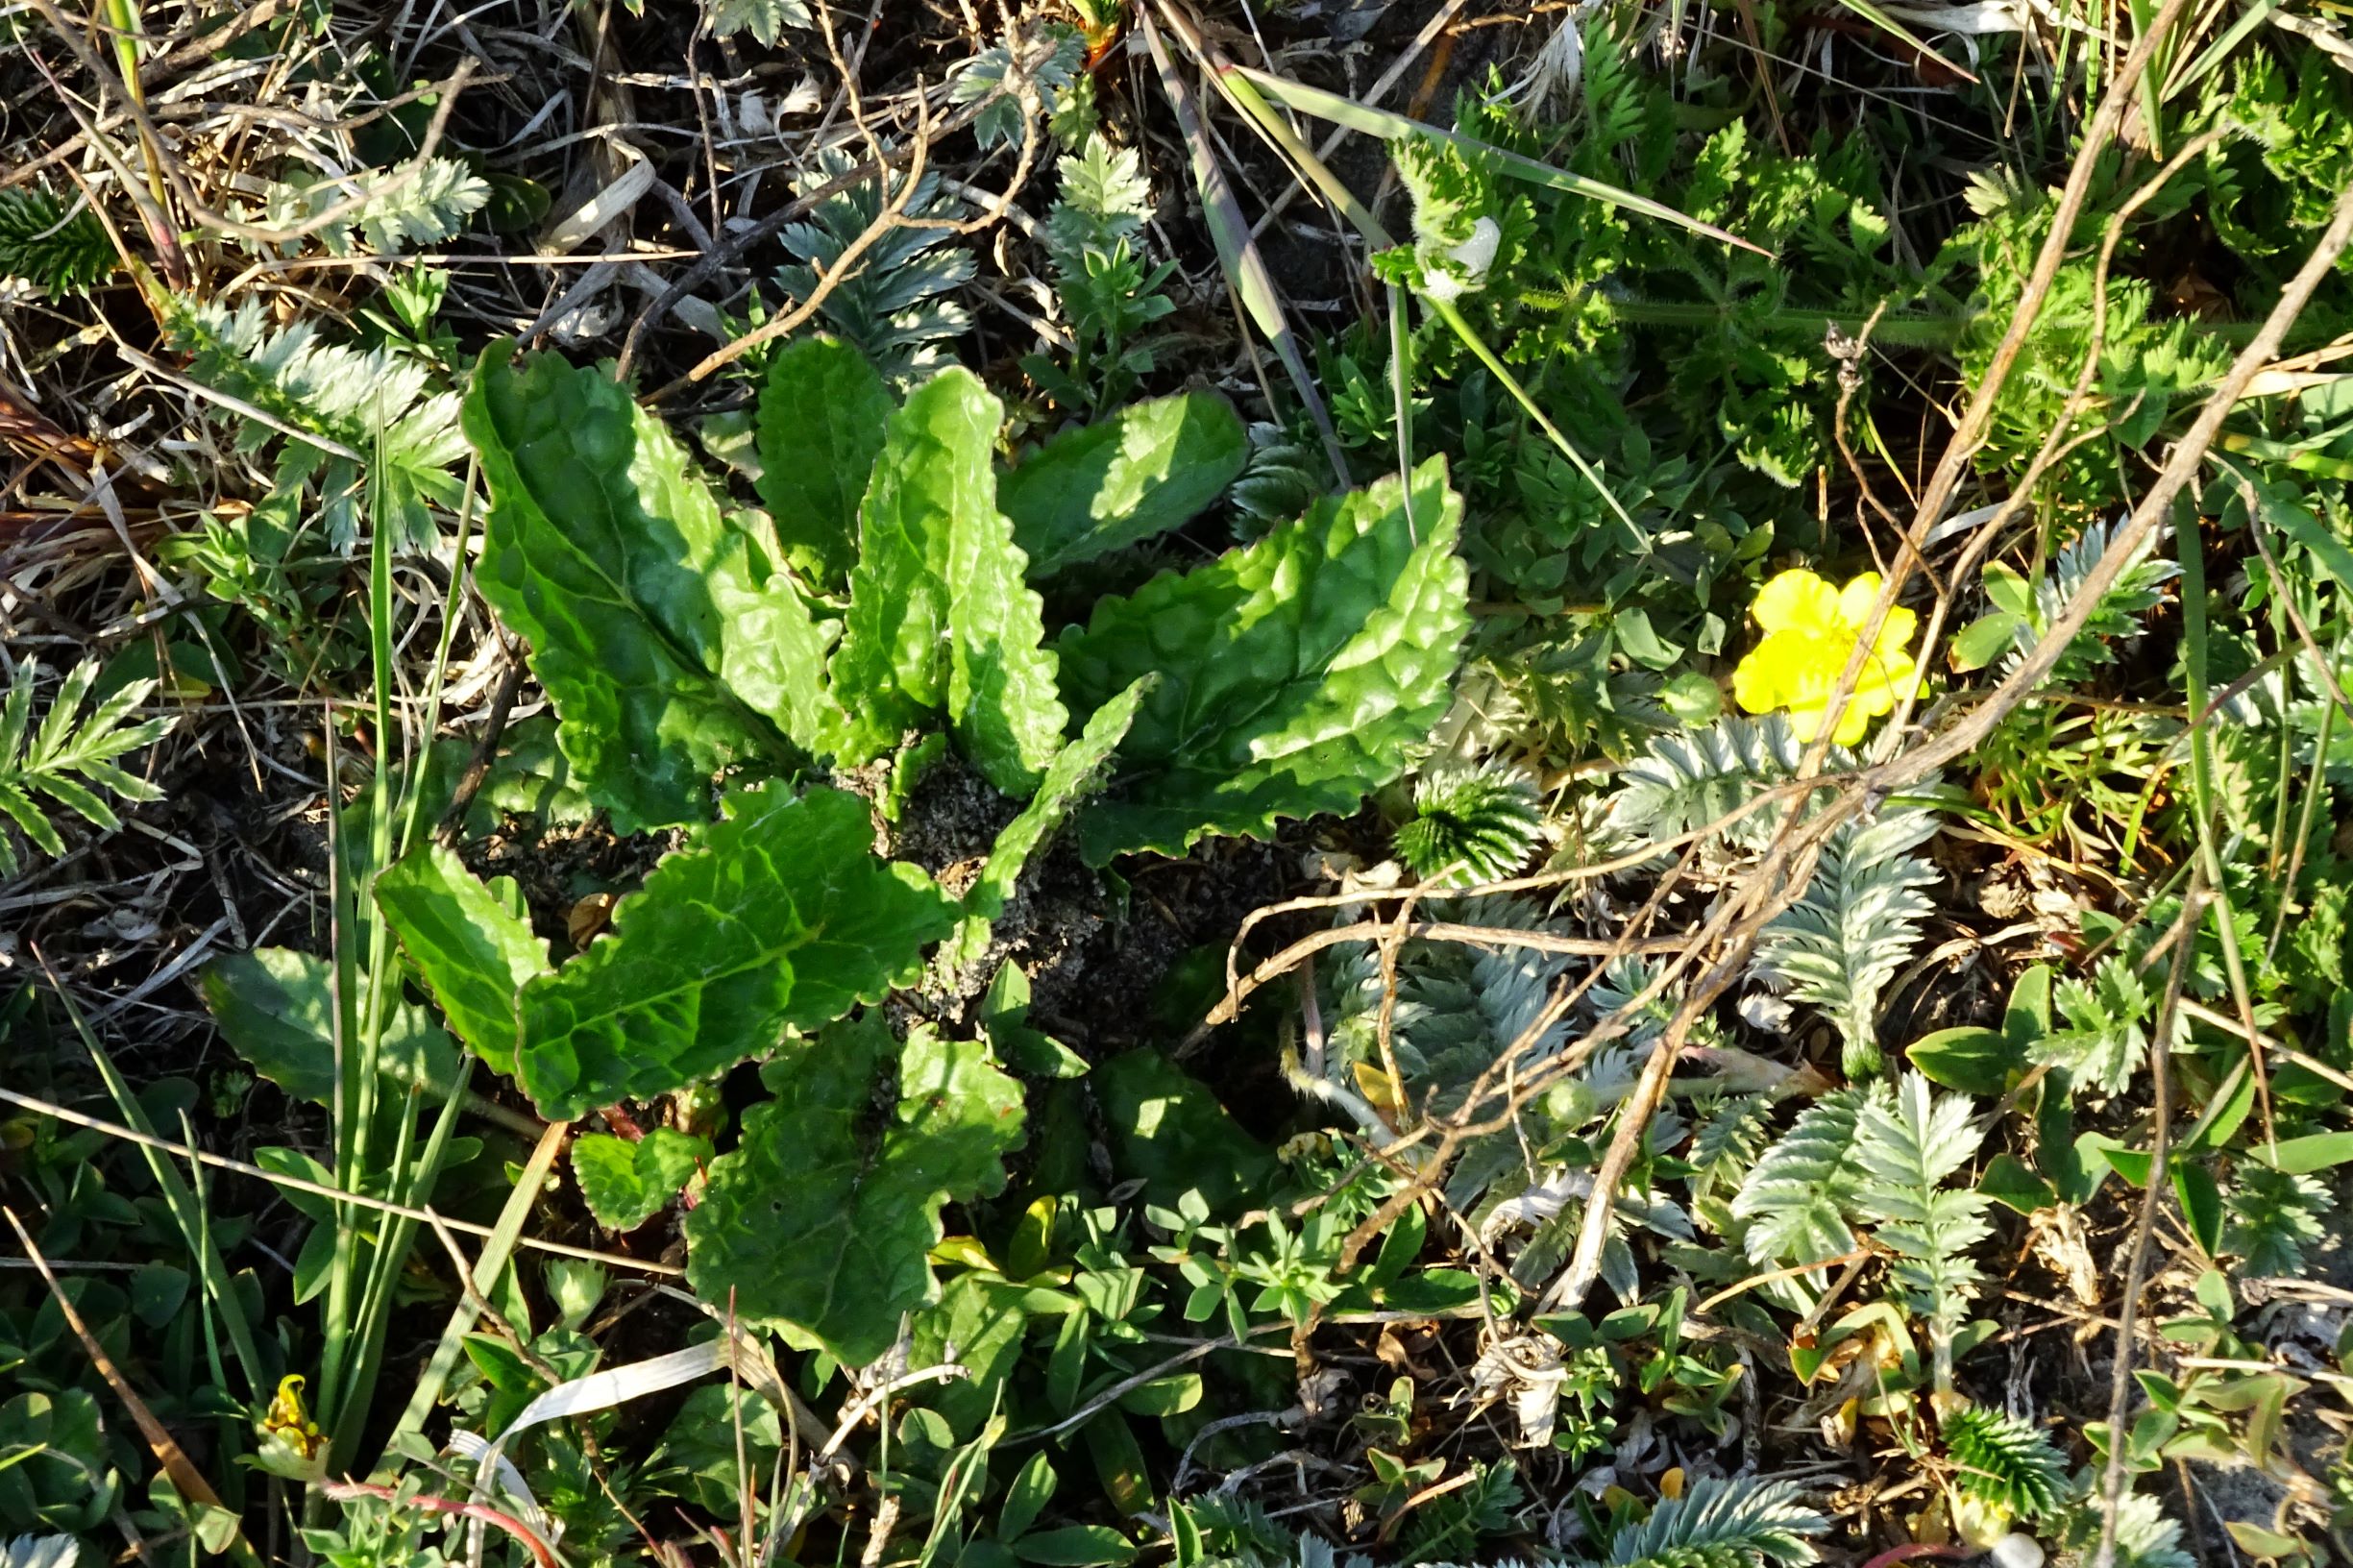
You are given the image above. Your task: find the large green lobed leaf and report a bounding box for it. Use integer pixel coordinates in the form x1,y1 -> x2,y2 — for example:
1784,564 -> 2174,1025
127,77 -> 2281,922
375,845 -> 550,1075
754,336 -> 894,589
829,369 -> 1066,792
462,349 -> 836,830
684,1013 -> 1024,1365
515,785 -> 957,1120
998,392 -> 1248,577
1055,456 -> 1470,862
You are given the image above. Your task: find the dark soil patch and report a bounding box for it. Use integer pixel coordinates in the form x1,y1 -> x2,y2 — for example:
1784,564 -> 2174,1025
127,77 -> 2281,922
881,751 -> 1026,898
464,815 -> 684,957
1030,833 -> 1305,1053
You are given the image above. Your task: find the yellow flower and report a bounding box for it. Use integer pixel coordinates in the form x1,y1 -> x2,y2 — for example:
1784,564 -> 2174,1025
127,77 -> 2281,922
1731,569 -> 1919,746
260,1373 -> 324,1458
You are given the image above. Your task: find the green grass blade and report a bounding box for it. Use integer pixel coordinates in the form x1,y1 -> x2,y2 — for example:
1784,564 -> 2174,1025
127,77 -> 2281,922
1137,6 -> 1347,479
1225,63 -> 1772,257
1389,283 -> 1417,520
1829,0 -> 1981,84
398,453 -> 480,861
2265,680 -> 2336,966
380,1118 -> 573,1464
322,420 -> 483,1471
37,964 -> 268,1396
2257,487 -> 2353,596
2126,0 -> 2169,156
1425,293 -> 1639,536
2167,0 -> 2277,99
319,397 -> 435,1462
1209,61 -> 1395,247
1200,54 -> 1438,510
2177,518 -> 2272,1147
1198,55 -> 1622,535
329,1072 -> 474,1471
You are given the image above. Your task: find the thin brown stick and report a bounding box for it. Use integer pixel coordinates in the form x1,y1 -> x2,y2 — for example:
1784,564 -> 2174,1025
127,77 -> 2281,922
663,98 -> 936,390
1872,178 -> 2353,794
1829,303 -> 1942,593
1694,1247 -> 1877,1317
1533,153 -> 2343,1289
1803,0 -> 2204,764
1536,162 -> 2353,1293
1890,124 -> 2238,733
1185,919 -> 1689,1046
1208,771 -> 1843,1009
2092,877 -> 2201,1568
1373,882 -> 1433,1130
5,1206 -> 249,1555
1326,817 -> 1749,1287
1541,822 -> 1832,1311
1909,0 -> 2200,543
2246,511 -> 2353,724
438,655 -> 527,846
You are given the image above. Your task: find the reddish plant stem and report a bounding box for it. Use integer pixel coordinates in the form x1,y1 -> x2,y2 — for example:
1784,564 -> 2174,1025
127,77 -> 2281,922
1859,1544 -> 1973,1568
320,1480 -> 560,1568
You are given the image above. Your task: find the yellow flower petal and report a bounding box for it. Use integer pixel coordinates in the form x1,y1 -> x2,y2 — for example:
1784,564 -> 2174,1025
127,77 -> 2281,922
1874,604 -> 1919,662
1834,572 -> 1888,632
1752,570 -> 1841,635
1731,651 -> 1783,716
1784,701 -> 1827,743
1870,643 -> 1919,698
1783,638 -> 1843,705
1829,698 -> 1874,747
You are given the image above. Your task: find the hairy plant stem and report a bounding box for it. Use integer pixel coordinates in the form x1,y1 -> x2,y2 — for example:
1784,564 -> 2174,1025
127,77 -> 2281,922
2091,877 -> 2201,1568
